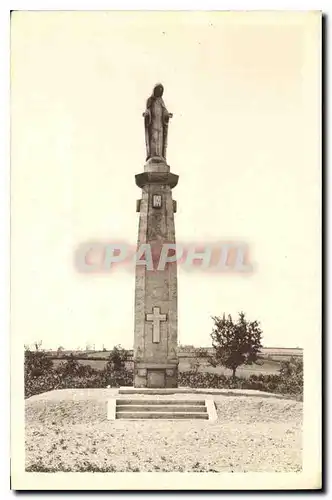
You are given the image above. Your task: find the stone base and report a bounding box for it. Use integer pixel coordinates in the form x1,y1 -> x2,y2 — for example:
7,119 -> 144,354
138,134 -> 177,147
134,362 -> 178,388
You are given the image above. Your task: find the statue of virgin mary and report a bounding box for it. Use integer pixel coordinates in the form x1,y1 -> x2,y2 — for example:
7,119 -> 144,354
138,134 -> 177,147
143,83 -> 173,161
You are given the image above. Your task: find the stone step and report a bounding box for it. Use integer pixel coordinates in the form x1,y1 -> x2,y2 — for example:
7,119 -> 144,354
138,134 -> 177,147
116,404 -> 207,413
116,411 -> 209,420
116,399 -> 205,406
119,388 -> 196,395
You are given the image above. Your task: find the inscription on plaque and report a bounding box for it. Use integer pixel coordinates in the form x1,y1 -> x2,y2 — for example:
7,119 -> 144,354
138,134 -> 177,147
152,194 -> 162,208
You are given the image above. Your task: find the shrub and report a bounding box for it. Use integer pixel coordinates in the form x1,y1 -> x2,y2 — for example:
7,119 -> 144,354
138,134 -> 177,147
178,370 -> 302,399
24,342 -> 135,398
24,347 -> 53,378
55,356 -> 96,378
104,369 -> 133,388
106,345 -> 128,372
55,354 -> 80,376
278,356 -> 303,395
25,371 -> 60,399
24,345 -> 57,398
24,344 -> 303,400
104,345 -> 130,386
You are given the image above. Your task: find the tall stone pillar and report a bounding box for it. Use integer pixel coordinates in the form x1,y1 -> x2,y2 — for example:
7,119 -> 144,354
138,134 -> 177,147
134,84 -> 179,388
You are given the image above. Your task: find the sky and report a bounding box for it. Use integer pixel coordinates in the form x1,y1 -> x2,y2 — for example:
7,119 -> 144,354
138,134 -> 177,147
11,11 -> 321,350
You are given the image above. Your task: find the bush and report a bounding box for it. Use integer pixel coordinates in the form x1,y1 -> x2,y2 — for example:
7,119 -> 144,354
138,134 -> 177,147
179,369 -> 302,399
24,346 -> 57,398
278,356 -> 303,395
106,345 -> 128,372
104,345 -> 131,387
24,344 -> 134,398
25,371 -> 60,399
24,345 -> 303,400
25,347 -> 53,378
55,356 -> 96,378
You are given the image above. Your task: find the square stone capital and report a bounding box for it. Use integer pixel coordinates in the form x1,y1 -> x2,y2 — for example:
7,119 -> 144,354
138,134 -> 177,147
135,171 -> 179,189
137,368 -> 147,377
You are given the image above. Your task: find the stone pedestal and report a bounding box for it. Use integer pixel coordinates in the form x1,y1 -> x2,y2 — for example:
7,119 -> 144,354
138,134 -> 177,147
134,158 -> 179,388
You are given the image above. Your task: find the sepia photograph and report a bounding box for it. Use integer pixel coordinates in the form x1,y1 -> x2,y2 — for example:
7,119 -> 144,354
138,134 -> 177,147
10,8 -> 322,490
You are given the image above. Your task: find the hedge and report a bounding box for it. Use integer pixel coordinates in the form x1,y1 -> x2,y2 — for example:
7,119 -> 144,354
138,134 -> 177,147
25,366 -> 302,400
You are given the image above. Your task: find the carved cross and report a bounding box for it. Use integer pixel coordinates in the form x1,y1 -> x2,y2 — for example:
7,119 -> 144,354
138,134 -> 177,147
146,306 -> 167,343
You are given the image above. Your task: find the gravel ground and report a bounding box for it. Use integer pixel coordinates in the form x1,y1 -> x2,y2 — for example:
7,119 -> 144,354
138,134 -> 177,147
25,389 -> 302,472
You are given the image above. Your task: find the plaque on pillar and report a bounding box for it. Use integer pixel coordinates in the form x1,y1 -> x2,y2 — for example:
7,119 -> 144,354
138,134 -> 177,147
152,194 -> 162,209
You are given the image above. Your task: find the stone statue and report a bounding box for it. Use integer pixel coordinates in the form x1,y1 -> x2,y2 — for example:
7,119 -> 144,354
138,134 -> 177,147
143,83 -> 173,162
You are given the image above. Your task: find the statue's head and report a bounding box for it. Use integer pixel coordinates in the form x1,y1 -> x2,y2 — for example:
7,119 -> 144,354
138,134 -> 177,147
153,83 -> 164,98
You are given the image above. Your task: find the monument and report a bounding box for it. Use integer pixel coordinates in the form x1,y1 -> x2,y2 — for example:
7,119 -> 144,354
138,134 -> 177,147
133,83 -> 179,388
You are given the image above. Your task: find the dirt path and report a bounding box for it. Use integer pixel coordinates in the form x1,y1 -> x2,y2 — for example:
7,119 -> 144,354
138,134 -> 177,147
25,389 -> 302,472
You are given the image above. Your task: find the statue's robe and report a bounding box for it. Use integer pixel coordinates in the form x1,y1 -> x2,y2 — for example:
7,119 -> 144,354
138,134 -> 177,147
144,96 -> 170,160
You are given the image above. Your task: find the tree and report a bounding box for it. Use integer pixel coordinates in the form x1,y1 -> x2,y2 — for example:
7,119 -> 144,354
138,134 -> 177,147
189,347 -> 206,374
34,340 -> 42,351
24,343 -> 53,377
57,346 -> 64,357
210,312 -> 263,378
106,345 -> 128,373
104,345 -> 129,387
